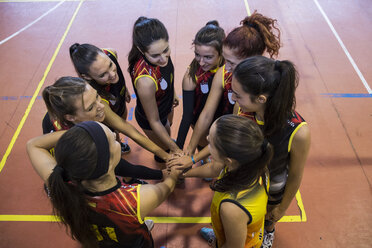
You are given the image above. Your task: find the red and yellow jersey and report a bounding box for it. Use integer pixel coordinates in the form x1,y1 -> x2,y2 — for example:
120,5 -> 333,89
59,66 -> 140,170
192,65 -> 219,124
101,49 -> 127,117
86,179 -> 153,247
210,167 -> 269,248
220,64 -> 235,115
130,56 -> 174,121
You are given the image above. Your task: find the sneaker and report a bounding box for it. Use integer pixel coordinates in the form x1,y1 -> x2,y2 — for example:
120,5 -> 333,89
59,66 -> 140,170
144,219 -> 154,231
261,229 -> 275,248
121,142 -> 131,154
200,227 -> 216,246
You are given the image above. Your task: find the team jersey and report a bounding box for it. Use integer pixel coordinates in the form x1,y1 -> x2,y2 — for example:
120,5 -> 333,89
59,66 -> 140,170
192,65 -> 220,124
219,65 -> 235,116
238,108 -> 307,178
210,167 -> 269,248
86,179 -> 154,248
102,49 -> 127,117
131,56 -> 174,122
42,112 -> 69,134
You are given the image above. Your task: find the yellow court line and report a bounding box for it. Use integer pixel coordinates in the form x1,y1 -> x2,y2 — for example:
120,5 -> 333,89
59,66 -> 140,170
0,190 -> 307,223
296,190 -> 307,221
243,0 -> 251,16
0,0 -> 84,173
0,215 -> 60,222
0,214 -> 303,223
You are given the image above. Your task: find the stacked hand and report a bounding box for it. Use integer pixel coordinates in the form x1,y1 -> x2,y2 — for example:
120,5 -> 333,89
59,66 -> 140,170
166,151 -> 193,171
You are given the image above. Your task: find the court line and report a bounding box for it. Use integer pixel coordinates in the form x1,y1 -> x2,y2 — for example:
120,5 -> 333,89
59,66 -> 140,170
313,0 -> 372,94
296,190 -> 307,221
321,93 -> 372,98
0,0 -> 84,173
243,0 -> 251,16
0,0 -> 65,45
0,214 -> 303,223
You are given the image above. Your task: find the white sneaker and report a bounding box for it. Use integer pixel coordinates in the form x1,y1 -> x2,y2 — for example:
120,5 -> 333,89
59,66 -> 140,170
144,219 -> 154,231
261,229 -> 275,248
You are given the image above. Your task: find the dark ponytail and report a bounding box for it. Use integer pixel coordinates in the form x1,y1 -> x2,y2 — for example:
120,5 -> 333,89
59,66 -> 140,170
223,11 -> 281,59
233,56 -> 299,136
210,115 -> 273,193
48,127 -> 98,248
42,77 -> 86,128
189,20 -> 225,82
128,16 -> 169,73
69,43 -> 113,100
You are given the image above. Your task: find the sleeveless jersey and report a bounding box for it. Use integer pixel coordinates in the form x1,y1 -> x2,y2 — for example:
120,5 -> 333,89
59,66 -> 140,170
210,167 -> 269,248
219,65 -> 235,116
192,65 -> 220,124
102,49 -> 127,117
131,56 -> 174,122
42,112 -> 69,134
86,179 -> 154,248
238,109 -> 307,178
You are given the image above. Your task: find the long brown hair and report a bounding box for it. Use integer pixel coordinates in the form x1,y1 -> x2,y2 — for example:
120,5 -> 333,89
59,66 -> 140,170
42,77 -> 86,128
210,115 -> 273,193
48,126 -> 99,247
69,43 -> 113,100
233,56 -> 299,136
128,16 -> 169,73
223,11 -> 281,58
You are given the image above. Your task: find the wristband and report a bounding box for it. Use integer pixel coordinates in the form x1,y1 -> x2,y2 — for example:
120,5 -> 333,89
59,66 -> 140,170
191,155 -> 196,164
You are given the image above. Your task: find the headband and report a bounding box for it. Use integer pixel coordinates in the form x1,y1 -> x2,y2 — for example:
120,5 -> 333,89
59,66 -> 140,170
75,121 -> 110,180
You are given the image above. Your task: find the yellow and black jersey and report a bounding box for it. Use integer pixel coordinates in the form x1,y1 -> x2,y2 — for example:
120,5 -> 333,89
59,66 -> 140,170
211,167 -> 269,248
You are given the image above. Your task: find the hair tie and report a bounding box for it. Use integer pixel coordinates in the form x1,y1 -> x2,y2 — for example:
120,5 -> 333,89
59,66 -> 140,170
261,139 -> 268,154
274,60 -> 281,70
53,165 -> 70,182
75,121 -> 110,180
136,18 -> 151,27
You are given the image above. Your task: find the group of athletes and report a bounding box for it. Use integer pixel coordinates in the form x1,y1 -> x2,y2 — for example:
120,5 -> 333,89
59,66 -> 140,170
26,12 -> 311,248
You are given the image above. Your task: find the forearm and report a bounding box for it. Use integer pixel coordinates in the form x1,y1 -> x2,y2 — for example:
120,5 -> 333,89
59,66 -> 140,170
111,119 -> 168,160
26,131 -> 66,182
188,115 -> 212,153
149,120 -> 180,152
184,162 -> 220,178
176,90 -> 195,149
278,174 -> 303,211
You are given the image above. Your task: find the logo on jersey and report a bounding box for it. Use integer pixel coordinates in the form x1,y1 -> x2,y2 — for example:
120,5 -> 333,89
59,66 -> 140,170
228,90 -> 235,104
200,81 -> 209,94
160,78 -> 168,90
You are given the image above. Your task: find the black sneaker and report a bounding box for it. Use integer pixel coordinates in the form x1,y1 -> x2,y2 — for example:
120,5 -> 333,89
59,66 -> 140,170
121,142 -> 131,154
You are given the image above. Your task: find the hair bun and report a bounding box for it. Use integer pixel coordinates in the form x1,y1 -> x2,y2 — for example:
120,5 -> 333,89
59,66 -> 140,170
135,16 -> 151,27
69,43 -> 80,55
241,16 -> 254,28
206,20 -> 219,27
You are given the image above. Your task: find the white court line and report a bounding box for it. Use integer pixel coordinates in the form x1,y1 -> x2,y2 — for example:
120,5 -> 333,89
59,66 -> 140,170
313,0 -> 372,94
0,0 -> 65,45
243,0 -> 251,16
